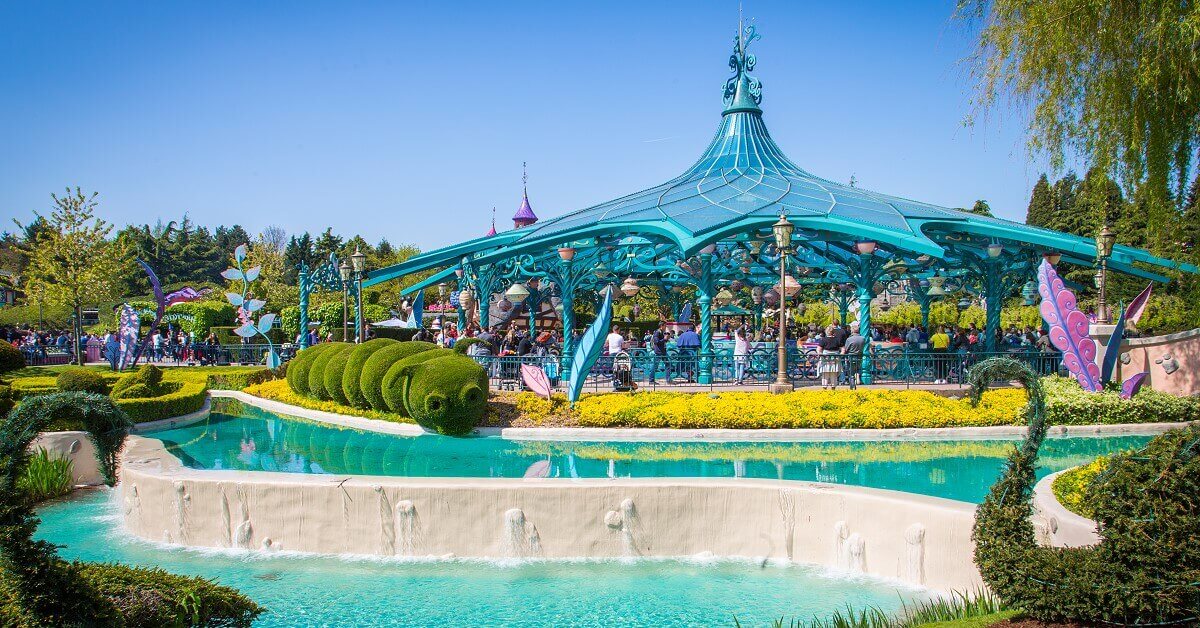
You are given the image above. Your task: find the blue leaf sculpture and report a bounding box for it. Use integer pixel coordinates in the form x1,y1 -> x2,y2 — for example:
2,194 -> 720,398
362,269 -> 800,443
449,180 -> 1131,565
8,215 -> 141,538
244,266 -> 261,282
568,286 -> 614,405
411,289 -> 424,328
677,302 -> 692,324
258,313 -> 277,335
1100,305 -> 1127,386
234,244 -> 248,263
225,292 -> 244,307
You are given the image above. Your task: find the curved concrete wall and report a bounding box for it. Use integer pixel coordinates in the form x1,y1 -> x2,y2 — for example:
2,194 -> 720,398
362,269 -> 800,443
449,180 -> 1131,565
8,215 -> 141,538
119,436 -> 982,593
1031,470 -> 1100,548
30,431 -> 103,486
1120,328 -> 1200,397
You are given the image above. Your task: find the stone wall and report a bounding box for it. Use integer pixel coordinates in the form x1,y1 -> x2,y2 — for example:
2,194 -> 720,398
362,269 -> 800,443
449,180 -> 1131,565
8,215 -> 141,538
1120,328 -> 1200,396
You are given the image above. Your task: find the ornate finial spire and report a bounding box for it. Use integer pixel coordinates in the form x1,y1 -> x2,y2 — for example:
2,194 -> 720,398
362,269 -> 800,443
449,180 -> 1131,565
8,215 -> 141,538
486,207 -> 497,236
722,17 -> 763,115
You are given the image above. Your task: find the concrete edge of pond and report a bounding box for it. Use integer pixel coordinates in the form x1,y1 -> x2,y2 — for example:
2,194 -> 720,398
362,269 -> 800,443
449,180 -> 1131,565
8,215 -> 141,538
1031,469 -> 1101,548
116,434 -> 983,594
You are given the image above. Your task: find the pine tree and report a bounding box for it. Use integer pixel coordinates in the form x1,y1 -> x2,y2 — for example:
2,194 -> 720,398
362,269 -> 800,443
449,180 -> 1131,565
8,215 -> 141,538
1048,171 -> 1080,234
1179,171 -> 1200,259
969,199 -> 994,217
1025,174 -> 1054,228
314,228 -> 343,260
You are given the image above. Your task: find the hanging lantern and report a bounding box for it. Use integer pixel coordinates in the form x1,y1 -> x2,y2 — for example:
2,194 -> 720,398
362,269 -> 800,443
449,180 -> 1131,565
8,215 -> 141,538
764,288 -> 780,306
957,296 -> 972,311
459,289 -> 475,310
987,243 -> 1004,258
505,283 -> 530,303
557,247 -> 577,261
715,288 -> 734,306
497,298 -> 513,313
775,274 -> 801,297
1021,280 -> 1038,305
751,286 -> 764,305
855,240 -> 878,255
879,293 -> 891,311
748,239 -> 765,256
620,277 -> 640,297
926,276 -> 947,297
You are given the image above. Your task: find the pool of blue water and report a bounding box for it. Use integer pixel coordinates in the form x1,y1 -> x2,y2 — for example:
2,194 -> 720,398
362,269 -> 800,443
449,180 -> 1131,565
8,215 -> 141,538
36,490 -> 928,626
147,401 -> 1152,504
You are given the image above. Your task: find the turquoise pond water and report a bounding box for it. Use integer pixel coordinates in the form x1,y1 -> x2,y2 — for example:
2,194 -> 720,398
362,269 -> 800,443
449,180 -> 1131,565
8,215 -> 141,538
147,402 -> 1153,504
37,490 -> 928,626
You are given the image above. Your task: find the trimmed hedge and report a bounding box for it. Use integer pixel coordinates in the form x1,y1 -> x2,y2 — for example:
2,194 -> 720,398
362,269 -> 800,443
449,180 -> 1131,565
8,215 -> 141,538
110,364 -> 163,399
359,341 -> 436,411
0,385 -> 12,417
341,338 -> 398,409
285,343 -> 338,397
113,379 -> 207,424
307,342 -> 352,400
0,342 -> 24,373
204,366 -> 270,390
323,347 -> 353,406
55,368 -> 108,395
385,349 -> 488,435
1042,375 -> 1200,424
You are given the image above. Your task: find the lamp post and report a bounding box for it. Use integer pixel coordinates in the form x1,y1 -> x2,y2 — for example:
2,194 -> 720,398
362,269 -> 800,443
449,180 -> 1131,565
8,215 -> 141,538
1094,224 -> 1116,324
350,247 -> 367,342
770,213 -> 795,394
338,259 -> 352,342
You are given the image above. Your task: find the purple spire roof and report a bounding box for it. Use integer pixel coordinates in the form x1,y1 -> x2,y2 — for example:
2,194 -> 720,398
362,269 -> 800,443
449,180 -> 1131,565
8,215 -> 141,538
513,192 -> 537,222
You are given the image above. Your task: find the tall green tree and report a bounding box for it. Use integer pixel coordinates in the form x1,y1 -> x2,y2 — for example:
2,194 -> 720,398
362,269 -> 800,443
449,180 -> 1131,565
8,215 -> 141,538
968,199 -> 994,217
1025,174 -> 1054,228
1181,172 -> 1200,259
14,188 -> 131,363
959,0 -> 1200,214
314,228 -> 343,260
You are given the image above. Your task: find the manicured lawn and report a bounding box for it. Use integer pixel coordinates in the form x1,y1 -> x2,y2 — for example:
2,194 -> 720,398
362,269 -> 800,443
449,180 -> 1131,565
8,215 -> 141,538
914,611 -> 1019,627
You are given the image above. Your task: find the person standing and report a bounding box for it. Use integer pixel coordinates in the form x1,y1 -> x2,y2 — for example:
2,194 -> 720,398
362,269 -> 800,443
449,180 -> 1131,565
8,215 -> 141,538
842,327 -> 866,386
605,325 -> 625,355
733,324 -> 750,384
675,325 -> 701,382
929,326 -> 951,384
817,325 -> 841,389
649,322 -> 669,384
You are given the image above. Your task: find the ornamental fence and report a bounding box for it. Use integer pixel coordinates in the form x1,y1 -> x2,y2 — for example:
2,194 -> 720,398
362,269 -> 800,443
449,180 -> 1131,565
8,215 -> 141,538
471,347 -> 1063,392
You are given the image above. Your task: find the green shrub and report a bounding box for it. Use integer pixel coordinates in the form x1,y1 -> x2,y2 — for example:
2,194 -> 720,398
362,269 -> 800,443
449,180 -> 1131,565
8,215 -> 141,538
341,338 -> 398,408
110,364 -> 163,398
205,366 -> 269,390
16,449 -> 74,504
383,349 -> 488,435
452,337 -> 482,355
307,342 -> 352,400
55,368 -> 108,395
1042,375 -> 1200,425
1051,456 -> 1109,519
372,327 -> 418,342
1,560 -> 263,627
322,347 -> 353,405
111,383 -> 156,400
971,358 -> 1200,625
0,342 -> 24,373
114,380 -> 207,423
244,363 -> 286,387
0,385 -> 12,417
359,341 -> 437,411
285,343 -> 337,397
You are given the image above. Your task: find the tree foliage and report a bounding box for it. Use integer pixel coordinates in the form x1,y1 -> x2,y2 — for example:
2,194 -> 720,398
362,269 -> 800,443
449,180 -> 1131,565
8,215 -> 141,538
959,0 -> 1200,214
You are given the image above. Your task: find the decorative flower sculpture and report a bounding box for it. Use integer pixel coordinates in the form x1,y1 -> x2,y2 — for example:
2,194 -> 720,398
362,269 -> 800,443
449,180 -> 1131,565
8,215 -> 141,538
223,243 -> 280,367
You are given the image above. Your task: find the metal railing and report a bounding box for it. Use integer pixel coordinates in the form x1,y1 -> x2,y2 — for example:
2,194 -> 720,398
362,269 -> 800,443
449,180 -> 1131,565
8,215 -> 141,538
470,346 -> 1063,392
127,343 -> 295,367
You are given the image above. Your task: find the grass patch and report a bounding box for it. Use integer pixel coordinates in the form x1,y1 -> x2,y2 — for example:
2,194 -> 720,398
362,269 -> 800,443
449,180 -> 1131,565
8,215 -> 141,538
16,448 -> 74,504
243,379 -> 415,425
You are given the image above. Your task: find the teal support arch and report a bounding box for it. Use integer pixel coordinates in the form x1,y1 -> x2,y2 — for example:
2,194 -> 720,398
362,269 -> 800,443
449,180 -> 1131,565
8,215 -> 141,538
982,259 -> 1004,352
697,252 -> 714,384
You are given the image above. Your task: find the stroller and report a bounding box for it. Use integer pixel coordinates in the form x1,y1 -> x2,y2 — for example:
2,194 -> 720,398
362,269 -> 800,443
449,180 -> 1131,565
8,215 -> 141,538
612,352 -> 636,392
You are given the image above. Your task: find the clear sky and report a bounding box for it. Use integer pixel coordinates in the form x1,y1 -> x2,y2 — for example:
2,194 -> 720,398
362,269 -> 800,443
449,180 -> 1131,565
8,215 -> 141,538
0,1 -> 1057,251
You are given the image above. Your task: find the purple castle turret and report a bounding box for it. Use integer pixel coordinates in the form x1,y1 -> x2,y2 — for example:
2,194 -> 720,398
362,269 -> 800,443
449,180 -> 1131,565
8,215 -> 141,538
512,162 -> 538,228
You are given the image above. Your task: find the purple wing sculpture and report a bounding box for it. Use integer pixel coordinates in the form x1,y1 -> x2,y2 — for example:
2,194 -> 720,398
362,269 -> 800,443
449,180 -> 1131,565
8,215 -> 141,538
132,259 -> 166,367
1037,259 -> 1101,392
1120,372 -> 1149,399
521,364 -> 553,400
1125,284 -> 1153,326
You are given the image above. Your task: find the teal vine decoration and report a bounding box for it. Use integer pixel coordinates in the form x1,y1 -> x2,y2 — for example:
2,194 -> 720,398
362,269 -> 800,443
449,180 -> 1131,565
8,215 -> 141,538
223,243 -> 280,367
968,357 -> 1200,625
723,23 -> 762,109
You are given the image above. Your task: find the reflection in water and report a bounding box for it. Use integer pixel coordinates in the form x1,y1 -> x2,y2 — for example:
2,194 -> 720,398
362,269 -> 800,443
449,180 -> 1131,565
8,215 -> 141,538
150,403 -> 1153,504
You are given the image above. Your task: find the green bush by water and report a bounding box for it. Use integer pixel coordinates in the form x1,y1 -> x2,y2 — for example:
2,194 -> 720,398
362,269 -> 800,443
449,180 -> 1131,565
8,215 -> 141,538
341,338 -> 397,408
307,342 -> 352,401
55,368 -> 108,395
1041,375 -> 1200,425
16,449 -> 74,504
358,341 -> 436,411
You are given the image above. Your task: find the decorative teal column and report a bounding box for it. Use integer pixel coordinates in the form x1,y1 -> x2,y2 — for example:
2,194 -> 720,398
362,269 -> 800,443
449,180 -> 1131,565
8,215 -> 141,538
478,294 -> 490,330
856,285 -> 874,384
697,253 -> 714,384
297,263 -> 310,349
982,260 -> 1003,352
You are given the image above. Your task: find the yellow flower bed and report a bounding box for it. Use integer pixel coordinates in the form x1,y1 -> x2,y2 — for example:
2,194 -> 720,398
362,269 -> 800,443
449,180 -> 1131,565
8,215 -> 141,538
516,439 -> 1017,464
243,379 -> 414,425
570,389 -> 1028,429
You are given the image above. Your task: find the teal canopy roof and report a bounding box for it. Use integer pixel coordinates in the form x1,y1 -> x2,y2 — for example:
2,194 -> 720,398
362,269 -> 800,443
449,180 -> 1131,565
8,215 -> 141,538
366,25 -> 1196,291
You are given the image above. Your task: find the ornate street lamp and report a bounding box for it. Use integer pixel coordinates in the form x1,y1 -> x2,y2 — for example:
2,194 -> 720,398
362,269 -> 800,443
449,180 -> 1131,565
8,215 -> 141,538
986,242 -> 1004,258
926,275 -> 947,297
1095,224 -> 1117,324
770,213 -> 795,393
957,296 -> 972,312
338,259 -> 352,341
350,247 -> 367,342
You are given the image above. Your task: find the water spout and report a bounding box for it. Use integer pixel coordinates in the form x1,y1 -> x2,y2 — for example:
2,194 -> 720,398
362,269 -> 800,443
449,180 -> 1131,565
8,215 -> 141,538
395,500 -> 423,556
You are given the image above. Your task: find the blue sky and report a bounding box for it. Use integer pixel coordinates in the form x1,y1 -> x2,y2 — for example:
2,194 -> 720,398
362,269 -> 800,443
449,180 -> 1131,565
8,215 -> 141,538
0,1 -> 1057,251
